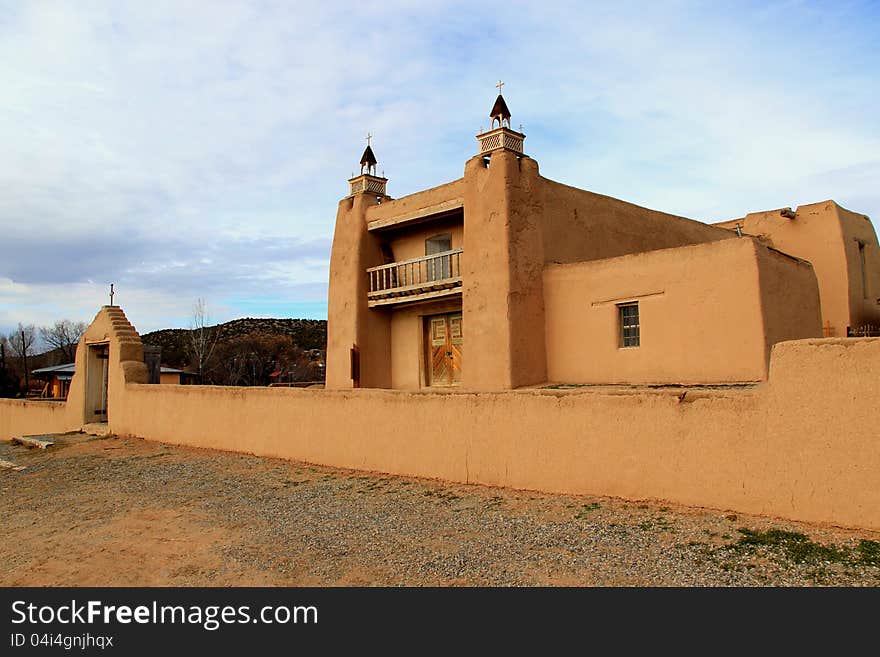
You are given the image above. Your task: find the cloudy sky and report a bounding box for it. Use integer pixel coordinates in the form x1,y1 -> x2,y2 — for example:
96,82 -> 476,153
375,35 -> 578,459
1,1 -> 878,339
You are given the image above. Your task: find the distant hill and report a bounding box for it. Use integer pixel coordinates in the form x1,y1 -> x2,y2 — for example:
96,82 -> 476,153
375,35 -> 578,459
140,318 -> 327,369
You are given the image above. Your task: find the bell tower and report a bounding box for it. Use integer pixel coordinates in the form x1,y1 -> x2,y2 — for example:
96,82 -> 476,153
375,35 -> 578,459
463,82 -> 546,389
327,134 -> 392,389
348,133 -> 388,196
475,80 -> 525,157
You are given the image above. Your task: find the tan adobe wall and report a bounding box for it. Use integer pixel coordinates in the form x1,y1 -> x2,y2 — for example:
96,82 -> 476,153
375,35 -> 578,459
102,337 -> 879,531
540,179 -> 732,265
756,246 -> 824,361
461,152 -> 547,389
716,200 -> 880,335
326,193 -> 392,388
3,305 -> 880,530
0,399 -> 69,440
836,204 -> 880,329
543,238 -> 821,384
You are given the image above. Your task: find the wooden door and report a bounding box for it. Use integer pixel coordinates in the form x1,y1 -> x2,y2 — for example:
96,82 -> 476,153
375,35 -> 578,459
426,313 -> 462,387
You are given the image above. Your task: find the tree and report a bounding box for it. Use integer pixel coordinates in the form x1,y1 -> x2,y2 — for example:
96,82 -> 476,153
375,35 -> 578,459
188,298 -> 219,378
7,323 -> 36,395
40,319 -> 87,363
0,335 -> 19,397
211,331 -> 302,386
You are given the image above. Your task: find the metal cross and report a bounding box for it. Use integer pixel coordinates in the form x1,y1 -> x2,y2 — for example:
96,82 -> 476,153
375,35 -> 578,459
109,283 -> 115,307
365,132 -> 372,147
496,80 -> 504,94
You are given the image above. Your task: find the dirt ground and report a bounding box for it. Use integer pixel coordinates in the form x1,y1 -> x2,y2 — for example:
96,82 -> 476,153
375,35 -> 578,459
1,432 -> 878,586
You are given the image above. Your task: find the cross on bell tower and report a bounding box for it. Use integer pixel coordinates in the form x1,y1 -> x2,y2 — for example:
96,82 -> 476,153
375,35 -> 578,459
476,81 -> 525,157
348,132 -> 388,197
360,133 -> 377,175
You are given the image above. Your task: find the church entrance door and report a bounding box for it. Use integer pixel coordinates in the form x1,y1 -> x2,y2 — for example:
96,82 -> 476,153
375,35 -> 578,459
425,312 -> 462,387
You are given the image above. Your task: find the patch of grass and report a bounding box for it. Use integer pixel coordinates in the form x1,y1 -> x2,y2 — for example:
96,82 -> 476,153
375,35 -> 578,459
574,502 -> 600,519
639,516 -> 674,532
857,540 -> 880,566
422,490 -> 461,503
732,528 -> 849,565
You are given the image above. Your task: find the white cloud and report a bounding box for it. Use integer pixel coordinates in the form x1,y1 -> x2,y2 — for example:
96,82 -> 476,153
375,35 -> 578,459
1,1 -> 878,335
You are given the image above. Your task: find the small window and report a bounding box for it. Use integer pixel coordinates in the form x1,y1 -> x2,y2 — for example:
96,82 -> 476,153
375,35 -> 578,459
425,234 -> 452,255
618,302 -> 640,348
425,234 -> 452,281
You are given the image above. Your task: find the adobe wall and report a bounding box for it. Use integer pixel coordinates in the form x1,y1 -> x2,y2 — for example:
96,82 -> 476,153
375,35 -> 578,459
543,238 -> 822,384
461,151 -> 547,389
716,200 -> 880,335
540,179 -> 732,265
326,193 -> 392,389
756,246 -> 824,363
0,399 -> 69,439
837,204 -> 880,329
99,337 -> 880,531
3,307 -> 879,530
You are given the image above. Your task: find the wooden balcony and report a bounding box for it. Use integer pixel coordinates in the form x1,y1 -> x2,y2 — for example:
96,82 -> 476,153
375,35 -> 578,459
367,249 -> 462,307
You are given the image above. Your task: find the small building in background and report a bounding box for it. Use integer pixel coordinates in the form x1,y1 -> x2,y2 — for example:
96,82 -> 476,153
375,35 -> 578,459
158,367 -> 200,385
31,363 -> 76,399
32,362 -> 198,398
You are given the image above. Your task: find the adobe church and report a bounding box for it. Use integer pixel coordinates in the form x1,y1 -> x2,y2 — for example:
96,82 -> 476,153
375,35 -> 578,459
326,87 -> 880,391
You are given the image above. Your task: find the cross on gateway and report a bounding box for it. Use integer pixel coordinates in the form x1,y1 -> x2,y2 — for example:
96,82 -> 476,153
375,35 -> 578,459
496,80 -> 504,94
365,132 -> 372,147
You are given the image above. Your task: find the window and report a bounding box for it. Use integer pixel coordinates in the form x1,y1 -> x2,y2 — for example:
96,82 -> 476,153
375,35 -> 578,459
618,302 -> 640,348
425,234 -> 452,281
425,234 -> 452,255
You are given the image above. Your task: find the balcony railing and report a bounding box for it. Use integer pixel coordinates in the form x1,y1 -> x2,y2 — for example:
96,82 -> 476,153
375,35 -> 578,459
367,249 -> 462,307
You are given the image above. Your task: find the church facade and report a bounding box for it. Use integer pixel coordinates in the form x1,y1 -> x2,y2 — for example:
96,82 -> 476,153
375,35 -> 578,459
326,91 -> 880,390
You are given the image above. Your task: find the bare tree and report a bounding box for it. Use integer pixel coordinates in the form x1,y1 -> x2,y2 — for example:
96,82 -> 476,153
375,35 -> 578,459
188,298 -> 219,378
0,334 -> 17,397
8,323 -> 37,395
40,319 -> 87,363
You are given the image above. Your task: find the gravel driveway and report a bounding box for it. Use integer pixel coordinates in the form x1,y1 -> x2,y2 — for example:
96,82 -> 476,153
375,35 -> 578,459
1,433 -> 878,586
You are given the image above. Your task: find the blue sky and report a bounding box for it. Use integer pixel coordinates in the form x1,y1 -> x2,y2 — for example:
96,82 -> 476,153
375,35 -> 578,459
1,1 -> 878,338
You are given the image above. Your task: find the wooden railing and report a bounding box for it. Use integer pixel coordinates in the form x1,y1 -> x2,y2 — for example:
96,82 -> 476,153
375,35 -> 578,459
367,249 -> 462,305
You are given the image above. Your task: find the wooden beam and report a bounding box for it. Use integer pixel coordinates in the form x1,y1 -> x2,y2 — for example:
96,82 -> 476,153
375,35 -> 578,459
368,287 -> 462,308
367,199 -> 464,232
12,435 -> 54,449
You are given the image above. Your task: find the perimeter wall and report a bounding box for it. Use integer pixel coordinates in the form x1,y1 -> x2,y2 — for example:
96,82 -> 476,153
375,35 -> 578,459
2,306 -> 879,531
